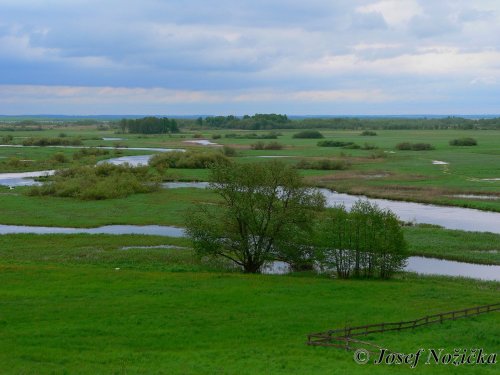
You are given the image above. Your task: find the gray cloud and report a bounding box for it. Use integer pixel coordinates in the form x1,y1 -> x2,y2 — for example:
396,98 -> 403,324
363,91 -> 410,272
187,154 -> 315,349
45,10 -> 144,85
0,0 -> 499,114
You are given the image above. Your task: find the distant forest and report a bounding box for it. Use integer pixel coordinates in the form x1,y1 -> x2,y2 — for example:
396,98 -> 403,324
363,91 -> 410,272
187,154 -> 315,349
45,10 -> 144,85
118,117 -> 179,134
195,114 -> 500,130
1,114 -> 500,131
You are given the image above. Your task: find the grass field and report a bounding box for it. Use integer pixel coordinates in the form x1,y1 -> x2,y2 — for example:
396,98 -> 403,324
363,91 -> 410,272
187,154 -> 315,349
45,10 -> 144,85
0,123 -> 499,374
1,125 -> 499,211
0,234 -> 498,374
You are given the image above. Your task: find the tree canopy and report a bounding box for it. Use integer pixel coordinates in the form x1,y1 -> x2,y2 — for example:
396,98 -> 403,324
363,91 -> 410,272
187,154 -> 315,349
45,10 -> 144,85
315,201 -> 408,279
185,161 -> 325,273
119,117 -> 179,134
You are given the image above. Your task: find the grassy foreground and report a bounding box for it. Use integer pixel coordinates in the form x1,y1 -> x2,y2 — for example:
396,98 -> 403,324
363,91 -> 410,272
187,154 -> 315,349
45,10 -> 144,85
0,234 -> 498,374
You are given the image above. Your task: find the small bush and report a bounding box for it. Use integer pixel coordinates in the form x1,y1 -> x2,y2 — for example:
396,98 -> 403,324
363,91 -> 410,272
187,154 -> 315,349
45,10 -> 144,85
343,143 -> 361,149
72,148 -> 110,160
396,142 -> 434,151
296,159 -> 349,170
51,153 -> 68,163
292,130 -> 324,139
317,140 -> 353,147
212,134 -> 222,139
1,134 -> 13,144
449,137 -> 477,146
222,145 -> 238,157
251,141 -> 283,150
193,133 -> 204,139
6,157 -> 29,168
360,130 -> 377,136
361,143 -> 378,150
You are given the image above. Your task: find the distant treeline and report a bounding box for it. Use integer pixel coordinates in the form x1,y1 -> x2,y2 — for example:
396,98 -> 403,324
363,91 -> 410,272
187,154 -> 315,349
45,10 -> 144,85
118,117 -> 179,134
3,115 -> 500,131
200,114 -> 290,129
194,115 -> 500,130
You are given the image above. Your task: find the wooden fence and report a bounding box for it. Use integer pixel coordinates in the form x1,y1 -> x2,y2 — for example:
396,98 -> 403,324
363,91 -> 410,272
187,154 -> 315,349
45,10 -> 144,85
307,302 -> 500,349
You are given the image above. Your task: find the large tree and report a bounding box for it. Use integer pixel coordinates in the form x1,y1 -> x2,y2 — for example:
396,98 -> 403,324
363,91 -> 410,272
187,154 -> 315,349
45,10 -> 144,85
185,161 -> 325,273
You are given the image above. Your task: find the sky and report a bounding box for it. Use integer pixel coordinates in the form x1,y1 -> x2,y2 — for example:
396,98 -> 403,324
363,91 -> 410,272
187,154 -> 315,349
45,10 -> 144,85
0,0 -> 499,116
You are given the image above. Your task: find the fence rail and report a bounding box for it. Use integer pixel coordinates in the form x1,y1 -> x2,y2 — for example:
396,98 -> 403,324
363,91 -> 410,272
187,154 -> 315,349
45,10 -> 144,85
307,302 -> 500,348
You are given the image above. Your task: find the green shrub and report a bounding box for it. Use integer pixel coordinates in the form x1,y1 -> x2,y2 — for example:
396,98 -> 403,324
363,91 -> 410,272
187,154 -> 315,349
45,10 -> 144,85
449,137 -> 477,146
343,143 -> 361,149
296,159 -> 349,170
1,134 -> 13,144
22,137 -> 83,146
72,148 -> 110,160
317,140 -> 353,147
212,134 -> 222,139
149,151 -> 230,170
225,132 -> 279,139
292,130 -> 324,139
360,130 -> 377,136
396,142 -> 434,151
51,153 -> 68,163
250,141 -> 284,150
222,145 -> 238,157
27,164 -> 160,200
361,143 -> 378,150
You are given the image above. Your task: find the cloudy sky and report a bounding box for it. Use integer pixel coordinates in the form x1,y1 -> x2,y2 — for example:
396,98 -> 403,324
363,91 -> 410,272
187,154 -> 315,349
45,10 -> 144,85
1,0 -> 499,115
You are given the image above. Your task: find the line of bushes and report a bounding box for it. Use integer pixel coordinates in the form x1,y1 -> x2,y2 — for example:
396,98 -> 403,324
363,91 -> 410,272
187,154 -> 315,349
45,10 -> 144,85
296,159 -> 349,170
224,132 -> 280,139
396,142 -> 435,151
27,164 -> 160,200
250,141 -> 284,150
292,130 -> 324,139
449,137 -> 477,146
22,137 -> 83,146
317,140 -> 377,150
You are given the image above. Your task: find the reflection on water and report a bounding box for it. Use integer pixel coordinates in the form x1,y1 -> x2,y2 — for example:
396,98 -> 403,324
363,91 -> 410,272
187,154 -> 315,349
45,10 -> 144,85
319,189 -> 500,234
405,256 -> 500,281
263,257 -> 500,281
0,170 -> 55,187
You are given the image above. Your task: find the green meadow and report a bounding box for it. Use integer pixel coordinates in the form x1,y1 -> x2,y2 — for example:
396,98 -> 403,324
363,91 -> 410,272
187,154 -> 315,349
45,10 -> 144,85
0,121 -> 499,374
0,234 -> 498,374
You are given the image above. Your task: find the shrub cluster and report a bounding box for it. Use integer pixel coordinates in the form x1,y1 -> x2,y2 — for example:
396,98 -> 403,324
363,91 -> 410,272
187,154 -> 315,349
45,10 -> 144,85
449,137 -> 477,146
72,148 -> 110,160
222,145 -> 238,157
396,142 -> 435,151
318,140 -> 377,150
149,151 -> 230,170
296,159 -> 349,170
317,140 -> 353,147
1,134 -> 13,144
250,141 -> 284,150
27,164 -> 160,200
50,153 -> 68,163
292,130 -> 324,139
225,132 -> 280,139
360,130 -> 377,136
22,137 -> 83,146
